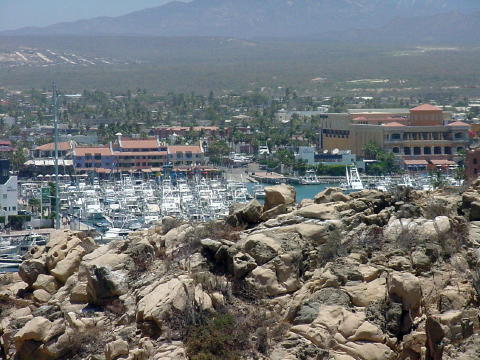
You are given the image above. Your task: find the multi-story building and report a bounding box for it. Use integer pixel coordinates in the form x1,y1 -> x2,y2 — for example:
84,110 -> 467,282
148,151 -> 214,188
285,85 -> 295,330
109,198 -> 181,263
0,140 -> 14,155
466,148 -> 480,182
0,160 -> 18,218
32,141 -> 75,159
316,105 -> 470,165
72,134 -> 205,173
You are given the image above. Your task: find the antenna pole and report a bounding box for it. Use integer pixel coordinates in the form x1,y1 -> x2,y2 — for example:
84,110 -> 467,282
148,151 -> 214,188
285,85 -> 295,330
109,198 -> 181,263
53,83 -> 60,230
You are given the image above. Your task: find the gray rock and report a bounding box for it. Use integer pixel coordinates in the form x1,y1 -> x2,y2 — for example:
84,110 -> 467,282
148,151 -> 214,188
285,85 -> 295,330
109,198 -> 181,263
200,238 -> 223,253
19,259 -> 47,286
294,288 -> 351,324
426,317 -> 445,360
244,234 -> 280,265
227,199 -> 263,226
86,265 -> 127,305
470,201 -> 480,221
232,252 -> 257,278
412,249 -> 432,273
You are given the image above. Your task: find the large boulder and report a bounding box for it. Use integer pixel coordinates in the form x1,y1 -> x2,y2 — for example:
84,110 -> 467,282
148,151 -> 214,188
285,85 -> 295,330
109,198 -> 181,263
295,223 -> 334,244
231,252 -> 257,278
264,184 -> 296,212
336,342 -> 395,360
105,339 -> 129,360
294,288 -> 352,325
86,265 -> 128,305
14,317 -> 52,345
227,199 -> 263,226
384,216 -> 451,245
32,274 -> 59,294
245,252 -> 301,297
293,203 -> 339,220
136,275 -> 212,329
243,233 -> 281,265
50,247 -> 86,283
343,277 -> 387,307
19,259 -> 47,286
387,272 -> 422,311
314,188 -> 350,204
45,231 -> 95,271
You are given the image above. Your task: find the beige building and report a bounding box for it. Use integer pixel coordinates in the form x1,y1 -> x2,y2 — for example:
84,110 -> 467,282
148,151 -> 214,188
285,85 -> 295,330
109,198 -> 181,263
319,105 -> 470,161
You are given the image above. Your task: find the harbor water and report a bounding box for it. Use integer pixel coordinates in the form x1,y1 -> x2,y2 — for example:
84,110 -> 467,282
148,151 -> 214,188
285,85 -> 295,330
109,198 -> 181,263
249,183 -> 330,202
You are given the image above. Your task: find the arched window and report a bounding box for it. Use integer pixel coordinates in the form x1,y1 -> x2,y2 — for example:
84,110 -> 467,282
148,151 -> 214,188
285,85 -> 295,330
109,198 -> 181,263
454,132 -> 464,139
392,147 -> 400,154
413,147 -> 421,155
404,147 -> 411,155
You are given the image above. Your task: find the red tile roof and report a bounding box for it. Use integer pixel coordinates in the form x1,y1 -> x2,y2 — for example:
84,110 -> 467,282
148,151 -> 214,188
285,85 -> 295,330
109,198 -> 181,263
76,168 -> 113,174
74,146 -> 113,156
382,122 -> 406,127
193,126 -> 220,131
447,121 -> 470,127
120,138 -> 159,149
404,160 -> 428,165
35,141 -> 72,151
430,159 -> 456,166
114,151 -> 167,156
410,104 -> 442,112
168,145 -> 203,154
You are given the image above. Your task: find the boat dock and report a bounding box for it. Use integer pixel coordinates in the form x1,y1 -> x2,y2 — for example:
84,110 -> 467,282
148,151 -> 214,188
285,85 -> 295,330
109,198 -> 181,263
251,172 -> 297,184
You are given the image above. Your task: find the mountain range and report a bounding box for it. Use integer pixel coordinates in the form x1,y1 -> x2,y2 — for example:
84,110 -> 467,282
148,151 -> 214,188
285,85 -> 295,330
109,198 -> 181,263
3,0 -> 480,42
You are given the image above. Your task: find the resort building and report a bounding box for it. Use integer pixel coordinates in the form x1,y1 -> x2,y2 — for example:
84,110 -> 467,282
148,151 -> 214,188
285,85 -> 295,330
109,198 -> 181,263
31,141 -> 75,159
72,134 -> 205,174
317,105 -> 470,166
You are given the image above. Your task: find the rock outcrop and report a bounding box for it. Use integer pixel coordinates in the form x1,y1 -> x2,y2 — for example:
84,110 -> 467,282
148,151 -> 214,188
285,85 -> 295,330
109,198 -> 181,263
1,186 -> 480,360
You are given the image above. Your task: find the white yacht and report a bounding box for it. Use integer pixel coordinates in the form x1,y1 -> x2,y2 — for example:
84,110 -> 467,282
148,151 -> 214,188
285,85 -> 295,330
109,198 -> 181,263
300,169 -> 322,185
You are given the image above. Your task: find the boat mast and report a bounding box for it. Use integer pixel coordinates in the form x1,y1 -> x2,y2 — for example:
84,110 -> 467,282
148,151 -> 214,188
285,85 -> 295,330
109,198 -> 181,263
53,83 -> 60,230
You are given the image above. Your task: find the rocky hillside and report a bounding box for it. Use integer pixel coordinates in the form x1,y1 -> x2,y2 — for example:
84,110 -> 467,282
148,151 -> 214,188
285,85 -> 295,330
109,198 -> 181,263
2,183 -> 480,359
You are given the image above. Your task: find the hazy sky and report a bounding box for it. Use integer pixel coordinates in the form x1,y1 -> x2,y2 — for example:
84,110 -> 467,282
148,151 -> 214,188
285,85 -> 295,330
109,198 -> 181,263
0,0 -> 190,31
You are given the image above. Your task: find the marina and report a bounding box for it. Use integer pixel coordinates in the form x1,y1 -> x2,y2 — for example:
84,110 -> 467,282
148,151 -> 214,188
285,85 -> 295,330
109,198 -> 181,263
1,166 -> 465,273
0,232 -> 48,271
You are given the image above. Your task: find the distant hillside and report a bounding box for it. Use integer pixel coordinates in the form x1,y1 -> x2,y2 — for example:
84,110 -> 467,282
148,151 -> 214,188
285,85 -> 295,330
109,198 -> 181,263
3,0 -> 480,40
319,11 -> 480,44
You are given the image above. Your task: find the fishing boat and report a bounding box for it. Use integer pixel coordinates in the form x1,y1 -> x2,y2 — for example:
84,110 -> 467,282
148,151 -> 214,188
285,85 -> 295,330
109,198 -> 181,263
341,165 -> 364,191
253,184 -> 265,199
300,169 -> 322,185
0,233 -> 48,272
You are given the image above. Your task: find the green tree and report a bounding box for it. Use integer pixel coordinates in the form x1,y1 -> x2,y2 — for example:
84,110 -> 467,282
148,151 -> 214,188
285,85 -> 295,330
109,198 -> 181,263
11,148 -> 27,171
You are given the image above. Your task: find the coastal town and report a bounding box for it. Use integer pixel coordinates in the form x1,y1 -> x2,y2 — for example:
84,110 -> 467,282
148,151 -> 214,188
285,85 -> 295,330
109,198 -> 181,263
0,89 -> 480,234
4,0 -> 480,359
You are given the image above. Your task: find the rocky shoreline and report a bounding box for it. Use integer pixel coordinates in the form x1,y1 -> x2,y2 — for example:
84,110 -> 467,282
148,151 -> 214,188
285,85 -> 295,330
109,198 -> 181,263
1,183 -> 480,359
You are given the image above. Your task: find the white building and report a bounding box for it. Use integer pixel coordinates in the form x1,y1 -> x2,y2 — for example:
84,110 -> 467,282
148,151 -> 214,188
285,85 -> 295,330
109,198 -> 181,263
296,146 -> 315,165
0,175 -> 18,217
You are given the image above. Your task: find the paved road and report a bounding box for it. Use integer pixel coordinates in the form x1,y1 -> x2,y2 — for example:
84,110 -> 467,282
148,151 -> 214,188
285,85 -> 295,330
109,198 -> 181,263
0,228 -> 59,239
222,162 -> 260,181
